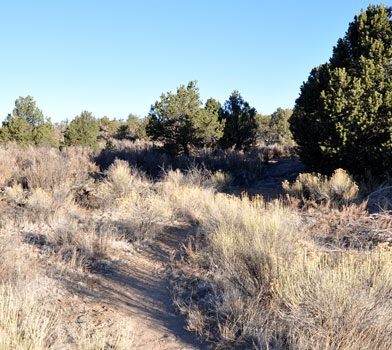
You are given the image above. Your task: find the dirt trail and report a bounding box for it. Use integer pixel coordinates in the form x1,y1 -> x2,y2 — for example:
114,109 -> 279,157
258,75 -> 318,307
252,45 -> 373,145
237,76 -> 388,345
228,158 -> 304,199
113,226 -> 207,349
57,159 -> 304,349
63,224 -> 207,350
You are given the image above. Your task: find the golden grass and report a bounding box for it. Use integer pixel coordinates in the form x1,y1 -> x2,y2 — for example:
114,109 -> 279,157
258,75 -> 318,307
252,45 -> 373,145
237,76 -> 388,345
283,168 -> 359,206
271,245 -> 392,350
0,144 -> 96,191
171,182 -> 392,349
1,143 -> 391,349
0,284 -> 59,350
0,282 -> 134,350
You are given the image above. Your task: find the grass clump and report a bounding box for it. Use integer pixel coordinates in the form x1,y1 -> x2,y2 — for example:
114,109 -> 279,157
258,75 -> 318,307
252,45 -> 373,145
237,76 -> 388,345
0,284 -> 59,350
271,244 -> 392,350
282,168 -> 359,206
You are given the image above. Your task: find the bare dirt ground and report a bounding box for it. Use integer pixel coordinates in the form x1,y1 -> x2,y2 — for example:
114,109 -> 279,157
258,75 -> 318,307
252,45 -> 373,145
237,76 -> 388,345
228,158 -> 304,199
52,224 -> 208,350
108,226 -> 208,350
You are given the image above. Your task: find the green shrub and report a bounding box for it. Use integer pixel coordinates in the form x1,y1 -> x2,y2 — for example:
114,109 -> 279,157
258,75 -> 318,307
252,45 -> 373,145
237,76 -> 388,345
146,81 -> 224,155
219,90 -> 258,150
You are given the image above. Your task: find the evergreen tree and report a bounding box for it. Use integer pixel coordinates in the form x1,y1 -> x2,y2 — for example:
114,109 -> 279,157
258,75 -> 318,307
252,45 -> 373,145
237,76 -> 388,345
134,116 -> 151,140
64,111 -> 100,150
0,115 -> 30,146
99,116 -> 120,140
115,114 -> 143,140
290,4 -> 392,178
269,108 -> 293,145
255,113 -> 272,143
0,96 -> 58,147
219,91 -> 258,149
146,81 -> 223,155
193,98 -> 224,148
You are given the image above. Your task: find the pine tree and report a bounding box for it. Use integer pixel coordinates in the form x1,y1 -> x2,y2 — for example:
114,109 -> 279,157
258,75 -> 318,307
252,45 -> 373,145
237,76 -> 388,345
0,96 -> 58,147
64,111 -> 100,150
219,91 -> 258,150
146,81 -> 224,155
290,4 -> 392,178
193,98 -> 224,148
269,108 -> 293,145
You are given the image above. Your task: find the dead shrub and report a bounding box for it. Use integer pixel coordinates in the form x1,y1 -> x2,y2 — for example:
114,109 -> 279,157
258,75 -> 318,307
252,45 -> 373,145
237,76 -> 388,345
0,145 -> 96,191
113,191 -> 173,242
97,159 -> 150,203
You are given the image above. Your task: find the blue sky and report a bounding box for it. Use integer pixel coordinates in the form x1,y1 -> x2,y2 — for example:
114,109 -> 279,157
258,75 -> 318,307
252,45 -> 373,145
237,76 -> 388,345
0,1 -> 384,123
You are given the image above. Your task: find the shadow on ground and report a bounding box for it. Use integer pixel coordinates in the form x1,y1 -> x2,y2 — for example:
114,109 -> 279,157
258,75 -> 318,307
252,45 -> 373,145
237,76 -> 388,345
49,225 -> 208,350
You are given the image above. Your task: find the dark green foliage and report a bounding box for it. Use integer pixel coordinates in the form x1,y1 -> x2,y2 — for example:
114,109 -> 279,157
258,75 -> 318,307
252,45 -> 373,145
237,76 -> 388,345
193,98 -> 225,148
64,111 -> 100,150
146,81 -> 224,155
219,91 -> 258,149
115,114 -> 143,141
0,96 -> 59,147
255,113 -> 272,143
255,108 -> 294,145
269,108 -> 293,145
290,4 -> 392,178
99,116 -> 120,140
135,117 -> 150,140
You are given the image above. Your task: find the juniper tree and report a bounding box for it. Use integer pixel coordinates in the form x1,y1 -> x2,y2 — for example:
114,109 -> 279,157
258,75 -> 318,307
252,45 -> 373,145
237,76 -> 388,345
219,91 -> 258,150
146,81 -> 224,155
269,108 -> 293,145
64,111 -> 100,150
0,96 -> 58,147
193,98 -> 224,148
290,4 -> 392,178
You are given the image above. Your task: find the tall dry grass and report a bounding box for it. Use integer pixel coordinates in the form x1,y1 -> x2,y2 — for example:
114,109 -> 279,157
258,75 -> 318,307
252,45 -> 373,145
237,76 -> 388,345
0,284 -> 59,350
2,142 -> 391,349
170,181 -> 392,349
283,168 -> 359,206
0,144 -> 96,191
0,146 -> 135,349
0,283 -> 133,350
96,159 -> 173,242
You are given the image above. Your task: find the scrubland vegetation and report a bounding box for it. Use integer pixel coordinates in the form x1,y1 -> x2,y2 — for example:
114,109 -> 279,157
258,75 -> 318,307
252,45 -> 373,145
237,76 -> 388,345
0,140 -> 391,349
172,173 -> 392,349
0,141 -> 291,348
2,3 -> 392,350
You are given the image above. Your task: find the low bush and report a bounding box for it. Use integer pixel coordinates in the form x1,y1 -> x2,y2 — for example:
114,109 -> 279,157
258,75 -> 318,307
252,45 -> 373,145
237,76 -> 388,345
0,144 -> 96,191
95,139 -> 295,185
283,168 -> 359,206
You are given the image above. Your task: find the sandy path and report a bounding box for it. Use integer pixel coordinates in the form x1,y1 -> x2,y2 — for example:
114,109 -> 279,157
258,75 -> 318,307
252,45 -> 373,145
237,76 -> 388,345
72,224 -> 208,350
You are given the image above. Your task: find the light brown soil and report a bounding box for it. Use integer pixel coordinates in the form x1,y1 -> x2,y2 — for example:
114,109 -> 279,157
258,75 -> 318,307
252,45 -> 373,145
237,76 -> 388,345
55,224 -> 207,350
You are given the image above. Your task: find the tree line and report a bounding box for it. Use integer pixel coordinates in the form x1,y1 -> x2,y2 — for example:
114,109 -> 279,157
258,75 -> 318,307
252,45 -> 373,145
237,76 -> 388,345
0,89 -> 293,154
4,4 -> 390,179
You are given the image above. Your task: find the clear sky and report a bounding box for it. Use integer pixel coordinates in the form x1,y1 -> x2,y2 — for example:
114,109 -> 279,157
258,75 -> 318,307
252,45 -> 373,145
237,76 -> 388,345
0,1 -> 384,123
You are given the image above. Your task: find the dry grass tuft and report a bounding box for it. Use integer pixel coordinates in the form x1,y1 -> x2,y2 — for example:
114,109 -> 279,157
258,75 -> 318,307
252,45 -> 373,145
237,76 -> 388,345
171,181 -> 392,349
283,168 -> 359,206
0,284 -> 59,350
0,144 -> 96,191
